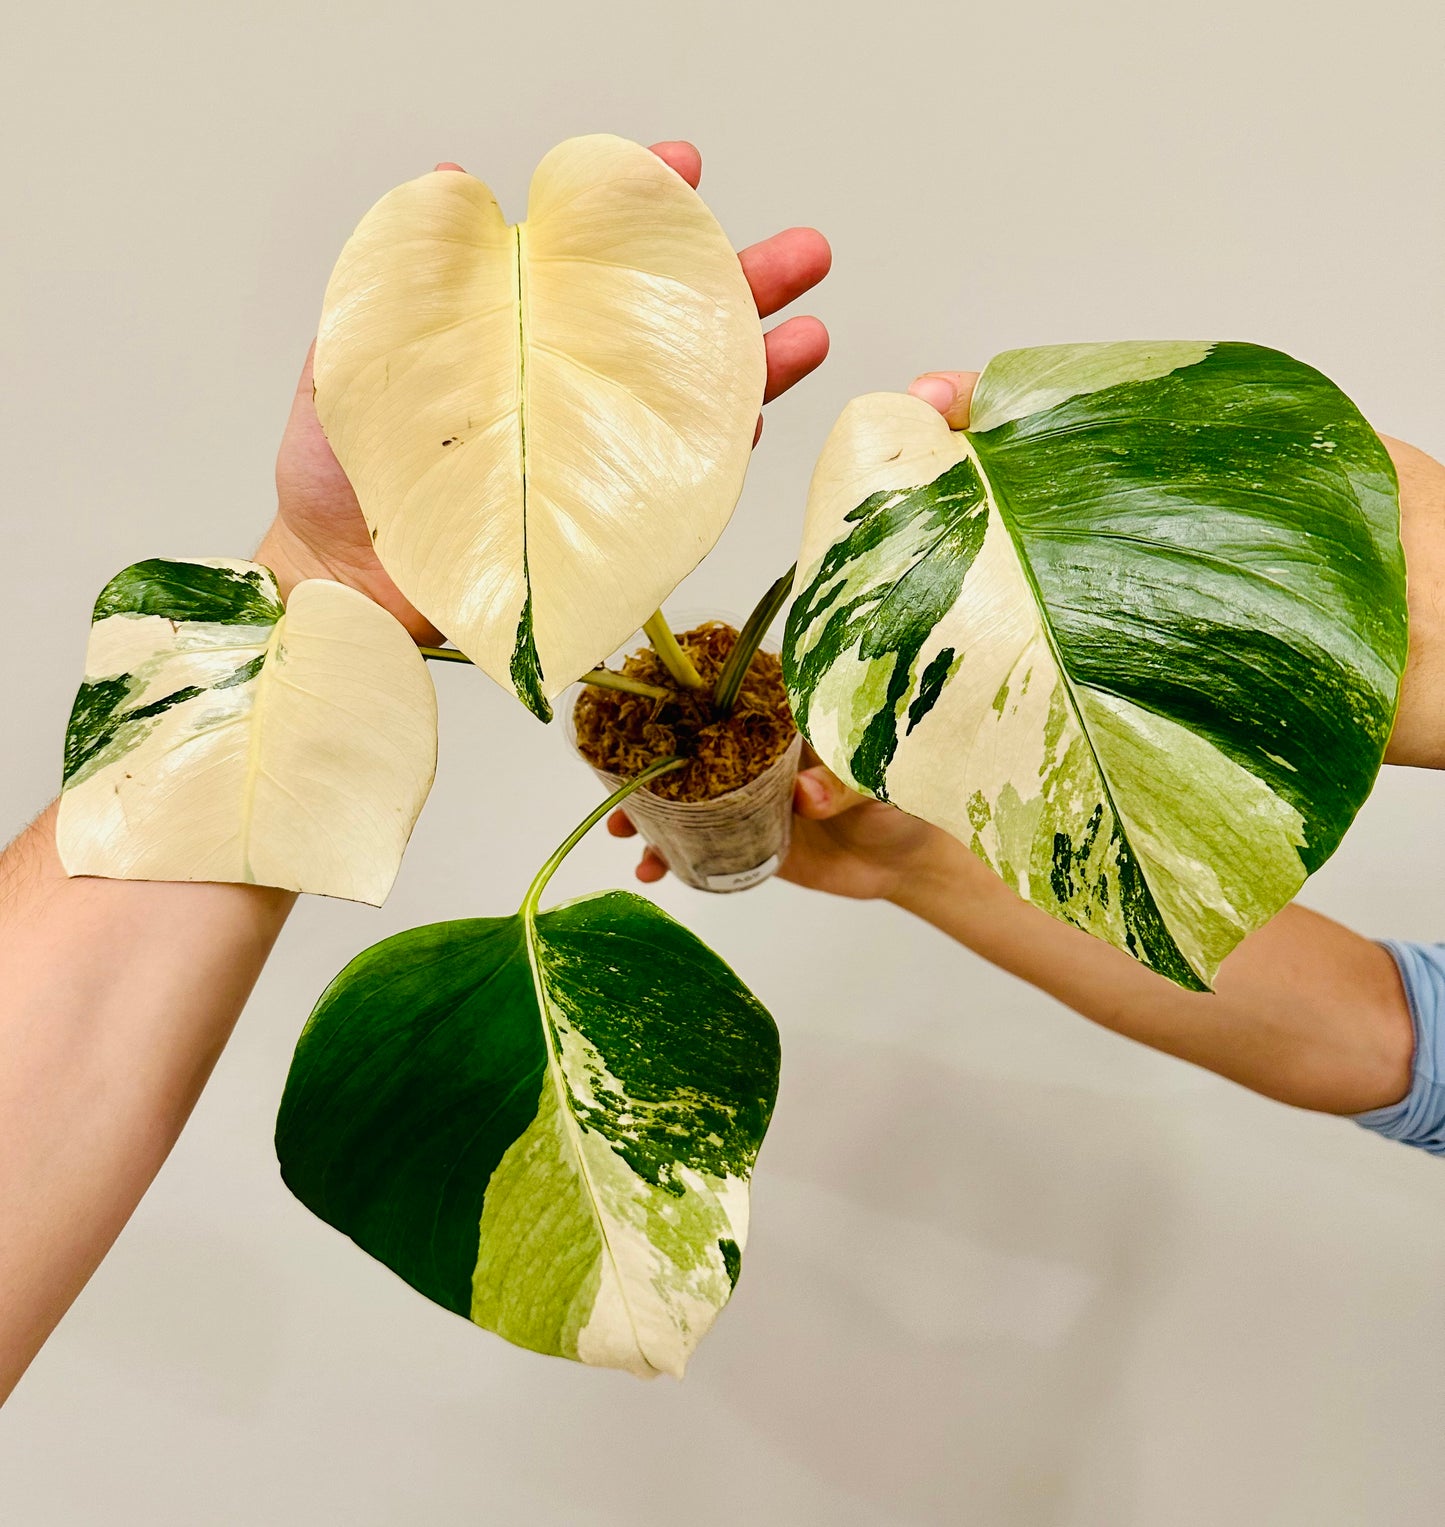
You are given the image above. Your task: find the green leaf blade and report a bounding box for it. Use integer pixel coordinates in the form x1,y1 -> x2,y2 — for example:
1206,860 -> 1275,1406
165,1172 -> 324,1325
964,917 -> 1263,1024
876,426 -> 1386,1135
91,556 -> 285,625
973,342 -> 1405,864
277,917 -> 545,1317
276,891 -> 779,1377
784,343 -> 1406,988
537,892 -> 779,1188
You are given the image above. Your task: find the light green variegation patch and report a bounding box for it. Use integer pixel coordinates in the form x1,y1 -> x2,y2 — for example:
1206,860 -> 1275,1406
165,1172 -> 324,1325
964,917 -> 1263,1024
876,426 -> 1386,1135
276,766 -> 778,1378
967,340 -> 1214,431
785,343 -> 1406,989
57,558 -> 437,905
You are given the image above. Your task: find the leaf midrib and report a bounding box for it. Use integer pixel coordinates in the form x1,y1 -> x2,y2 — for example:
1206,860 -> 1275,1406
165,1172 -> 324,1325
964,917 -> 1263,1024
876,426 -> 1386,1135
513,222 -> 532,639
519,901 -> 657,1374
959,429 -> 1200,984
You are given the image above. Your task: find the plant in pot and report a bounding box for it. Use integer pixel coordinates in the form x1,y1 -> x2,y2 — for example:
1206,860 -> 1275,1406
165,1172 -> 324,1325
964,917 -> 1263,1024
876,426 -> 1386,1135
56,139 -> 1407,1378
566,568 -> 802,893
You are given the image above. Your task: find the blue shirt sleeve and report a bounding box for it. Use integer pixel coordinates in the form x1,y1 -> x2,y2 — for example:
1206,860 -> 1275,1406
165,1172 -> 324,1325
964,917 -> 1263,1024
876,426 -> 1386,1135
1352,940 -> 1445,1156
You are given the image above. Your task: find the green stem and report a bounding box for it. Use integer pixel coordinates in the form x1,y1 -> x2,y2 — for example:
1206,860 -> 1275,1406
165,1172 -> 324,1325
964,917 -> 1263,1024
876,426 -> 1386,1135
642,612 -> 707,690
521,756 -> 686,917
421,646 -> 676,703
579,668 -> 679,703
713,563 -> 797,715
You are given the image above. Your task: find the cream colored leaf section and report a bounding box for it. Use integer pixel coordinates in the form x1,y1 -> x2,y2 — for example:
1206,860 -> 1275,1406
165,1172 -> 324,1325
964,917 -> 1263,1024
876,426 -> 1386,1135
315,134 -> 766,709
794,391 -> 973,617
316,173 -> 523,693
58,576 -> 437,904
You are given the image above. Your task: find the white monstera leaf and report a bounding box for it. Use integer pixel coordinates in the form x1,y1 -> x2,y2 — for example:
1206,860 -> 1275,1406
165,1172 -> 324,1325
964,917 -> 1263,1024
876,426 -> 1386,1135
314,133 -> 766,720
783,343 -> 1406,990
58,558 -> 437,905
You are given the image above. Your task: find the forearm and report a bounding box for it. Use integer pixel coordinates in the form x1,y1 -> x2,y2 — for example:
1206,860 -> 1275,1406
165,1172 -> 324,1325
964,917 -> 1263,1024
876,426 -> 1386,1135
0,804 -> 293,1400
890,833 -> 1413,1115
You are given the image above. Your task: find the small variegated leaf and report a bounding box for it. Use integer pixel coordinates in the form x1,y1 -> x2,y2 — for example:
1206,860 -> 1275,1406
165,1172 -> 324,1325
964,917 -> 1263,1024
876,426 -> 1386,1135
58,558 -> 437,905
783,342 -> 1406,990
275,891 -> 779,1378
314,134 -> 766,720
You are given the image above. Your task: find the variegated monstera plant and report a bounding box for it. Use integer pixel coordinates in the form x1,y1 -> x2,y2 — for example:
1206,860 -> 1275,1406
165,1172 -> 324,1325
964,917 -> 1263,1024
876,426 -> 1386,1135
55,136 -> 1407,1380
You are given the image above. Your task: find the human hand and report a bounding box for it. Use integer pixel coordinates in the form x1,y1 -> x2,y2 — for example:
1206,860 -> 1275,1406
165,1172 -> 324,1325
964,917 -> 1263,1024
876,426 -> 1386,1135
607,746 -> 946,900
255,142 -> 833,639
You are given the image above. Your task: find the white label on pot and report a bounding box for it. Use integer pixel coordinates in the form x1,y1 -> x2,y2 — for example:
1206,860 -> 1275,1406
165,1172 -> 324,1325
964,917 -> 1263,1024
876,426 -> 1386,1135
706,856 -> 780,893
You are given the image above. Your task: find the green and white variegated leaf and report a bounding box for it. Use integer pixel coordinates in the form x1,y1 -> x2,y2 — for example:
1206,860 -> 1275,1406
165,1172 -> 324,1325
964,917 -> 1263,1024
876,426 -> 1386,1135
58,558 -> 437,905
275,891 -> 778,1377
783,343 -> 1406,990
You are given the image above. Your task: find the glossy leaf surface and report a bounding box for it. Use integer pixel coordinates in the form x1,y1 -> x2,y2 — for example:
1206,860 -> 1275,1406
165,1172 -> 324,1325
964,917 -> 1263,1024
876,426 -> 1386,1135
276,891 -> 779,1377
783,343 -> 1406,988
314,134 -> 766,719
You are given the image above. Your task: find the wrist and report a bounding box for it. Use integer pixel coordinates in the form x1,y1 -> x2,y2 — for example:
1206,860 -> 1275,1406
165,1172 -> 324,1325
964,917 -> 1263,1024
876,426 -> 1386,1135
885,828 -> 977,917
253,520 -> 333,607
252,520 -> 441,647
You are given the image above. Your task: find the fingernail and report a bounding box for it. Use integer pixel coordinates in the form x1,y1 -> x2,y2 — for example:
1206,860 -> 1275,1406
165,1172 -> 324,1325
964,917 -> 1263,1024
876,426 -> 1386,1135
797,773 -> 827,810
908,375 -> 956,415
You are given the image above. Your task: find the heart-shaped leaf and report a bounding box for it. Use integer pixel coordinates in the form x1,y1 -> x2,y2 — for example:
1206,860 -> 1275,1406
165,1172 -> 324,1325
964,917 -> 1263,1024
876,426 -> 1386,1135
58,558 -> 437,905
783,342 -> 1406,989
276,885 -> 778,1377
314,134 -> 767,720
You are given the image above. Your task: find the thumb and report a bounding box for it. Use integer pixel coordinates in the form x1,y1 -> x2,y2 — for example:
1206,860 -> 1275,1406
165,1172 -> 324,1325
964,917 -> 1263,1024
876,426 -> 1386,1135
795,764 -> 871,821
907,370 -> 979,430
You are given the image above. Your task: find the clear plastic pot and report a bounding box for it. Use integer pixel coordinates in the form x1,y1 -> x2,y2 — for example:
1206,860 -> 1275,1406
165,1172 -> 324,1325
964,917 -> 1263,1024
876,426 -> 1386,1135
564,623 -> 801,894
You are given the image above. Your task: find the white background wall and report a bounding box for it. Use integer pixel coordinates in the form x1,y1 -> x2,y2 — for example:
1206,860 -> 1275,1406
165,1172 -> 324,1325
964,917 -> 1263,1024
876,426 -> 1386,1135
3,1 -> 1443,1522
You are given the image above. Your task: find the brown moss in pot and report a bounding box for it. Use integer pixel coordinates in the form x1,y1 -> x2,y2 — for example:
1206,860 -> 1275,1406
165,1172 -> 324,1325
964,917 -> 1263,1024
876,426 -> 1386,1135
573,622 -> 797,802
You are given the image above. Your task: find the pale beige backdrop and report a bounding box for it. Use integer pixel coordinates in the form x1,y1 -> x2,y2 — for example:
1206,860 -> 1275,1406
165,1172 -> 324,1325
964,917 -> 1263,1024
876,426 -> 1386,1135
3,0 -> 1444,1523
